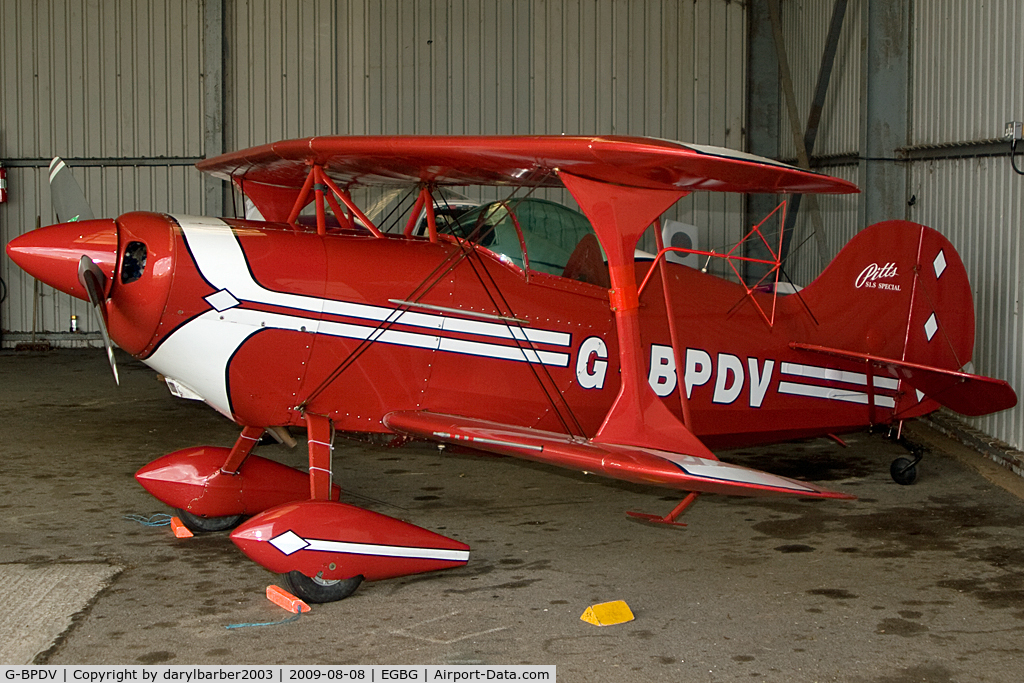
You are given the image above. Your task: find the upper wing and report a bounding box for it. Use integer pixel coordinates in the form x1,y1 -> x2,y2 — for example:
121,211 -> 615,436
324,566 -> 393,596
197,135 -> 858,222
383,410 -> 854,500
791,343 -> 1018,417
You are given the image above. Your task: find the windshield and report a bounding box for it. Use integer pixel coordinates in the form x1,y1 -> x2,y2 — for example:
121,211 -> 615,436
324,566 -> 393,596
447,199 -> 604,283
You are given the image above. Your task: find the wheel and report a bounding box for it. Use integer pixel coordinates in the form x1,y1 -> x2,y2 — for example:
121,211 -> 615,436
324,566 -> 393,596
174,508 -> 244,532
890,457 -> 918,486
285,570 -> 364,603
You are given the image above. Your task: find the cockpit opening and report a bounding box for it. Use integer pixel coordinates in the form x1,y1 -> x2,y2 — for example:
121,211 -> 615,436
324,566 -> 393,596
445,198 -> 610,287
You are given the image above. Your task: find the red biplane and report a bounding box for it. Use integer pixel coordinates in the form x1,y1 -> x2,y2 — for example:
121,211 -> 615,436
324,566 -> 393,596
6,136 -> 1016,603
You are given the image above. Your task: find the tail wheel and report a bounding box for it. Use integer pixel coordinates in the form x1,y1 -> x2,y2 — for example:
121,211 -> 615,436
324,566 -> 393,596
889,457 -> 918,486
882,425 -> 926,486
285,570 -> 364,603
175,508 -> 244,532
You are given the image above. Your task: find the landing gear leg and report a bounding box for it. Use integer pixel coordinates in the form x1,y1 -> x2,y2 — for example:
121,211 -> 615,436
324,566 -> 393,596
175,426 -> 266,532
272,413 -> 361,602
304,413 -> 336,501
887,420 -> 926,486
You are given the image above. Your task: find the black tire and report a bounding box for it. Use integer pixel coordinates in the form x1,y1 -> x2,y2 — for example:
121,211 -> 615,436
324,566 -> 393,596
174,508 -> 244,532
890,457 -> 918,486
285,570 -> 364,603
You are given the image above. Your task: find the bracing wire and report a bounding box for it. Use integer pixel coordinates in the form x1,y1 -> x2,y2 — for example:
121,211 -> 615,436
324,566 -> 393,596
297,173 -> 588,438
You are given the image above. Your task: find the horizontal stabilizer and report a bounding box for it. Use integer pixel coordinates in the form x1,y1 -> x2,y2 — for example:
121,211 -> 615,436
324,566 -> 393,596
791,343 -> 1018,417
383,411 -> 854,500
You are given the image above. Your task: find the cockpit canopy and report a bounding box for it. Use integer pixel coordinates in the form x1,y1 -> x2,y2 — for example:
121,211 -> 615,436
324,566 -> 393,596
444,198 -> 609,287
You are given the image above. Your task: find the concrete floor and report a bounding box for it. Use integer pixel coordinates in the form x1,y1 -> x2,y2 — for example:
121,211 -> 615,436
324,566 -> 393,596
2,349 -> 1024,682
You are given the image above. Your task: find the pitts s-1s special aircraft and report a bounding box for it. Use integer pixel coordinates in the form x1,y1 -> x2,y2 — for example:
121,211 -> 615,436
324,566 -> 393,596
7,136 -> 1017,603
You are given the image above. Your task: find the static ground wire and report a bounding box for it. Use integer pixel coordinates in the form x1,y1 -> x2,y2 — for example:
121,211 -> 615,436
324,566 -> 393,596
123,513 -> 173,526
125,511 -> 305,628
226,609 -> 303,630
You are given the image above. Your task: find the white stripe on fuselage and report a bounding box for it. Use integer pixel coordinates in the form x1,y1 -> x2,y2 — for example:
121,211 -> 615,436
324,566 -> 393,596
179,216 -> 571,347
145,217 -> 570,417
780,362 -> 899,391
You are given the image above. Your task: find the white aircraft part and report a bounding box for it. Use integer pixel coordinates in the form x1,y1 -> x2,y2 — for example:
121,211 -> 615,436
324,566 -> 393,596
145,309 -> 263,418
176,217 -> 570,347
777,381 -> 896,409
145,217 -> 574,415
661,219 -> 700,268
269,530 -> 470,562
643,450 -> 815,494
781,361 -> 899,391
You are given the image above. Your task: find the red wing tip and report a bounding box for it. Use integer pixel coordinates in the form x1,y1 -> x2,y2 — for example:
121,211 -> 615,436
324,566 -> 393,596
812,490 -> 858,501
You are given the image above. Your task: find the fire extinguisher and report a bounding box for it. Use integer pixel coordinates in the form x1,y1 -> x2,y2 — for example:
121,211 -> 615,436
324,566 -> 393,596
0,163 -> 7,203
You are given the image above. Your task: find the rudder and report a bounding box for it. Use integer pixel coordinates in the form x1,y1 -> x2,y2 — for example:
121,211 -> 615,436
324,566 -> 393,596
799,220 -> 979,417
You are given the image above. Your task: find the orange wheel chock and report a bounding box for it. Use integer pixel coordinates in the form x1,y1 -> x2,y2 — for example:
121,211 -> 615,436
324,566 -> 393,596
169,516 -> 194,539
266,585 -> 310,614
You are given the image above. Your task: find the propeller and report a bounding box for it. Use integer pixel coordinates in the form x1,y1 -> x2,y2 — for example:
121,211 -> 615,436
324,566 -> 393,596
49,157 -> 96,223
77,254 -> 119,385
7,157 -> 121,383
51,156 -> 118,384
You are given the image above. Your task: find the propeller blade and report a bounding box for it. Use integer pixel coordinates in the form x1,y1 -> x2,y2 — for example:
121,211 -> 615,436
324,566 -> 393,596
49,157 -> 95,224
77,255 -> 120,385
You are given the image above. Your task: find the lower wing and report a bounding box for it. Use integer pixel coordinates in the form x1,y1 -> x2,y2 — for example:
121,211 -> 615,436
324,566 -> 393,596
383,411 -> 854,500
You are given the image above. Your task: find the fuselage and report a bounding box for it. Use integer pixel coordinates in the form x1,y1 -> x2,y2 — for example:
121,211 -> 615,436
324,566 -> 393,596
108,212 -> 927,450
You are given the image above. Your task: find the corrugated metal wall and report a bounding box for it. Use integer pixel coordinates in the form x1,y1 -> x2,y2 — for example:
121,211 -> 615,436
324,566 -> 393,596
0,0 -> 208,344
910,158 -> 1024,445
224,0 -> 748,265
777,0 -> 861,160
779,0 -> 1024,451
225,0 -> 745,143
909,0 -> 1024,449
1,0 -> 204,159
773,0 -> 862,285
1,0 -> 748,345
912,0 -> 1024,147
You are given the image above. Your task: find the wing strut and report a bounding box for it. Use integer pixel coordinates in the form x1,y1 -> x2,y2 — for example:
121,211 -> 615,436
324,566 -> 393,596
626,492 -> 701,527
559,172 -> 711,456
402,186 -> 441,242
284,164 -> 385,238
640,201 -> 790,328
651,221 -> 694,429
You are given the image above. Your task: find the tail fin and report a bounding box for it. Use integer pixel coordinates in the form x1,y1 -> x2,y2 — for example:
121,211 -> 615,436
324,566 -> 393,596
797,220 -> 1015,417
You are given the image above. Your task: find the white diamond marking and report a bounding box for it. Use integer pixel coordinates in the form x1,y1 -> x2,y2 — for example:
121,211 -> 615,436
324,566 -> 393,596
924,313 -> 938,341
270,530 -> 310,556
205,288 -> 240,312
933,250 -> 947,279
